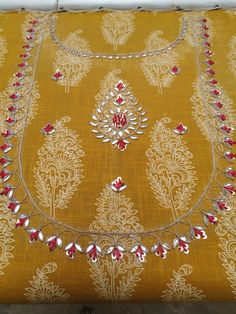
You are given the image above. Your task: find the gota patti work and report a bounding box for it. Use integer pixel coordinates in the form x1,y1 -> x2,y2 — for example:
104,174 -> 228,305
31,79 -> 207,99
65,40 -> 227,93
0,10 -> 235,303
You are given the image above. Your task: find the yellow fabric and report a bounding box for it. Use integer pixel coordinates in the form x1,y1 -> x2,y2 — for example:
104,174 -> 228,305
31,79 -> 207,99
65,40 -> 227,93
0,9 -> 235,303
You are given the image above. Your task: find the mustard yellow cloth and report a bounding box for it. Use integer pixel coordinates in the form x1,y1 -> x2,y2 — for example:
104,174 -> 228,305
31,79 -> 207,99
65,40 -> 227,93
0,9 -> 235,303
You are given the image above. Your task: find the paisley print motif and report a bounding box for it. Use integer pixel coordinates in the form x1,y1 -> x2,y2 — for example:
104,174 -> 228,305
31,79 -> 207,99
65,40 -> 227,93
215,198 -> 236,298
0,196 -> 15,276
101,11 -> 135,50
24,262 -> 70,303
88,187 -> 144,301
228,36 -> 236,78
162,264 -> 206,301
34,116 -> 85,218
146,117 -> 197,221
140,31 -> 179,93
0,28 -> 7,67
52,30 -> 92,93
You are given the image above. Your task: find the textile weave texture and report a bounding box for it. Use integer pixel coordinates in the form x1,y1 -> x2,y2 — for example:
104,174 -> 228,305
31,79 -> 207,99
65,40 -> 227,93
0,9 -> 235,303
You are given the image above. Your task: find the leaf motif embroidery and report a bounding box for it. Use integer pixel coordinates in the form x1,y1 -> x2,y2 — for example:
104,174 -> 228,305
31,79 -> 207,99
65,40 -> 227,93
0,77 -> 39,134
191,78 -> 236,143
52,30 -> 92,93
34,116 -> 85,218
0,28 -> 7,67
21,12 -> 50,43
183,13 -> 214,47
162,264 -> 206,301
24,262 -> 70,303
228,36 -> 236,78
89,187 -> 144,301
215,198 -> 236,298
101,12 -> 135,50
146,117 -> 197,221
0,196 -> 15,276
140,31 -> 178,93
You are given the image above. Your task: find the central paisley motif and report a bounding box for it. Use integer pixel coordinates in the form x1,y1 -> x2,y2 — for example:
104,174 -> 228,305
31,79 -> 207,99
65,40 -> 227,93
90,70 -> 148,151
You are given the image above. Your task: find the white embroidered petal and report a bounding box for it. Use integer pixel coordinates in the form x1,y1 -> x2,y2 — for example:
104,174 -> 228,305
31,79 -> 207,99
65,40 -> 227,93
173,238 -> 179,249
65,243 -> 74,251
75,244 -> 83,252
96,245 -> 102,253
106,246 -> 114,254
38,231 -> 44,241
130,245 -> 138,253
86,244 -> 94,253
56,238 -> 62,247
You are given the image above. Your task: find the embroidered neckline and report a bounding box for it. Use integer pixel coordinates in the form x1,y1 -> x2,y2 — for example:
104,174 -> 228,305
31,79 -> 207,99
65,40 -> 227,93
49,15 -> 188,60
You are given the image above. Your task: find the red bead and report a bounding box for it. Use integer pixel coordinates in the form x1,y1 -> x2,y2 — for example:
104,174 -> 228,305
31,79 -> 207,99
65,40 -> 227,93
0,185 -> 13,197
2,130 -> 12,138
206,60 -> 215,66
13,81 -> 22,87
67,244 -> 76,258
213,101 -> 223,110
29,230 -> 39,242
225,152 -> 236,161
203,33 -> 210,38
224,184 -> 236,196
217,113 -> 228,122
30,19 -> 39,25
174,123 -> 188,135
211,89 -> 221,96
205,50 -> 213,57
203,41 -> 211,47
18,62 -> 27,68
0,170 -> 10,179
116,139 -> 127,151
22,44 -> 32,50
115,95 -> 125,105
16,215 -> 29,227
5,117 -> 15,125
0,143 -> 11,152
48,238 -> 57,251
8,105 -> 18,113
27,28 -> 34,33
115,81 -> 125,91
206,68 -> 215,76
14,72 -> 25,78
0,157 -> 9,166
226,168 -> 236,178
26,35 -> 34,41
42,123 -> 55,135
170,66 -> 180,75
223,138 -> 236,147
220,125 -> 233,134
206,214 -> 217,224
209,79 -> 217,85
